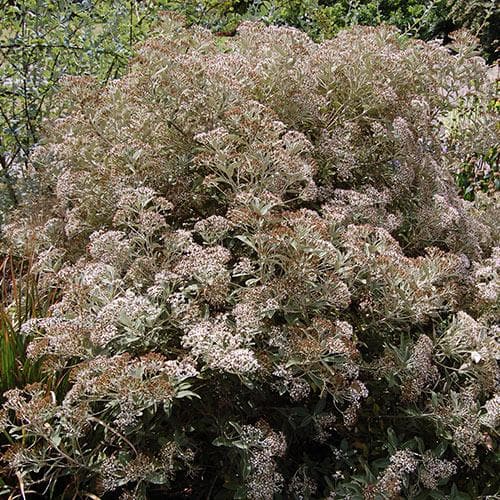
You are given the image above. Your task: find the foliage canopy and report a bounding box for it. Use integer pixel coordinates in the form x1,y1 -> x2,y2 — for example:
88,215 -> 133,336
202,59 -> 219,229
0,16 -> 498,499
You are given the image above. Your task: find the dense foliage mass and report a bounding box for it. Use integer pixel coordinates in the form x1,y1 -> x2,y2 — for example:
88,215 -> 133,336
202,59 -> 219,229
0,16 -> 499,499
1,0 -> 498,221
0,0 -> 165,217
172,0 -> 499,59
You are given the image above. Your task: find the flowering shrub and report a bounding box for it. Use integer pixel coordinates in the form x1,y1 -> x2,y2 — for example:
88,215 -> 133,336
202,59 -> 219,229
0,16 -> 498,498
0,0 -> 170,219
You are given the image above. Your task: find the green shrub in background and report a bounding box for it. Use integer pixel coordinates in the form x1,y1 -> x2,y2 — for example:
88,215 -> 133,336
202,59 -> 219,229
170,0 -> 498,56
0,17 -> 498,498
437,60 -> 499,200
0,0 -> 166,218
455,145 -> 499,200
447,0 -> 499,60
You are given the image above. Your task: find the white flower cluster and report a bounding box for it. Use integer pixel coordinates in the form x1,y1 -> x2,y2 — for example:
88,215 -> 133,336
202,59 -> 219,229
313,412 -> 336,443
113,187 -> 173,235
343,381 -> 369,428
272,364 -> 311,401
420,453 -> 457,490
241,423 -> 287,500
88,230 -> 131,268
473,247 -> 499,306
23,317 -> 89,360
402,334 -> 439,403
96,290 -> 160,344
232,302 -> 262,339
373,450 -> 418,498
182,315 -> 259,374
481,394 -> 500,429
194,215 -> 232,243
174,243 -> 232,305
